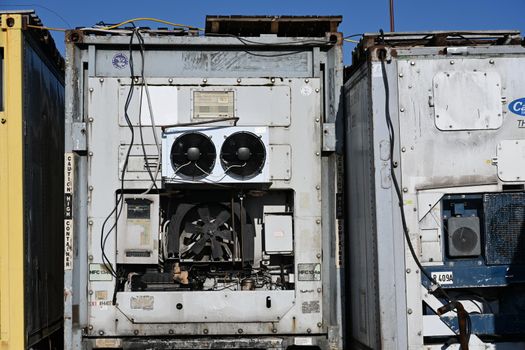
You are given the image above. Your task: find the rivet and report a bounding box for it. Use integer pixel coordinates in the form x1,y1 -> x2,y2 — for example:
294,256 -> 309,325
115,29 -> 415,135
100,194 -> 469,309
168,78 -> 173,84
89,88 -> 94,92
238,328 -> 243,334
317,288 -> 322,293
133,77 -> 139,83
99,330 -> 104,336
399,73 -> 404,78
88,255 -> 93,261
88,117 -> 94,122
272,328 -> 277,333
99,78 -> 104,83
316,253 -> 321,258
202,78 -> 207,84
88,325 -> 93,330
406,268 -> 411,274
305,79 -> 309,83
133,330 -> 139,335
307,328 -> 312,334
89,290 -> 93,295
401,147 -> 406,152
316,152 -> 320,156
400,108 -> 405,112
89,186 -> 94,191
450,60 -> 455,65
169,329 -> 174,335
316,185 -> 320,190
393,161 -> 398,167
315,88 -> 320,93
1,118 -> 6,124
410,61 -> 415,66
89,151 -> 93,156
270,77 -> 275,83
237,78 -> 241,83
403,187 -> 408,193
407,308 -> 413,314
418,331 -> 422,336
203,329 -> 209,334
317,322 -> 322,327
316,220 -> 321,224
89,220 -> 94,225
489,59 -> 495,64
315,118 -> 320,122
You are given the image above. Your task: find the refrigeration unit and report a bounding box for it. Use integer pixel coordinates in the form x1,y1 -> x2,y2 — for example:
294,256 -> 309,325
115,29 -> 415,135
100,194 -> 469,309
344,31 -> 525,349
64,15 -> 345,350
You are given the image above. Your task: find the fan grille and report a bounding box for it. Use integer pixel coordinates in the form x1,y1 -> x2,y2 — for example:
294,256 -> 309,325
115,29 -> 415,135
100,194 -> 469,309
220,131 -> 266,179
170,132 -> 216,179
484,193 -> 525,265
451,227 -> 479,254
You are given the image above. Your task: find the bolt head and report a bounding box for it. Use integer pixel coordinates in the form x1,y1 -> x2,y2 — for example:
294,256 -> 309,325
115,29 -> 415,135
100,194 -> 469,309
89,88 -> 94,92
237,78 -> 241,83
305,79 -> 309,83
272,328 -> 277,333
399,73 -> 404,78
410,61 -> 415,66
88,117 -> 94,122
315,88 -> 320,93
270,78 -> 275,83
317,322 -> 322,327
403,187 -> 408,193
407,308 -> 413,314
203,329 -> 209,334
203,78 -> 207,83
316,220 -> 321,224
450,60 -> 455,65
400,108 -> 405,112
99,78 -> 104,83
307,328 -> 312,333
489,59 -> 495,64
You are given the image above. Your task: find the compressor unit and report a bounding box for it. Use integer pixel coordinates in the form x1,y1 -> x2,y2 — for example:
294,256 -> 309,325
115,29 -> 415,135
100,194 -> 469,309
64,15 -> 344,350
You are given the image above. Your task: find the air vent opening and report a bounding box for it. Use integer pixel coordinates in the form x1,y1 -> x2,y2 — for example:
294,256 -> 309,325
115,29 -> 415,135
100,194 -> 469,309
220,131 -> 266,180
170,132 -> 216,180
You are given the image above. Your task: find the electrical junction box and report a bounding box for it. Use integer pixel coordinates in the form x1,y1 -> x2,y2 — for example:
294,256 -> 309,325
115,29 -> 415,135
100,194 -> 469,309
264,214 -> 293,254
117,195 -> 160,264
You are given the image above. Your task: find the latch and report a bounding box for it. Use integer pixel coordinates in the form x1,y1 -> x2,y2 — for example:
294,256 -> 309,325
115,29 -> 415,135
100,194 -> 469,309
72,122 -> 87,152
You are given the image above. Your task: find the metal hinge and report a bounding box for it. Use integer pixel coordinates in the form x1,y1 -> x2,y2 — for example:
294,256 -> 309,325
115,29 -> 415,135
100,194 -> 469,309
72,122 -> 87,151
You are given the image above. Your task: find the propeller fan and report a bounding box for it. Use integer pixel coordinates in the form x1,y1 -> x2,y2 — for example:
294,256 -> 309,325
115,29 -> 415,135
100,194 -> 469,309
179,204 -> 236,261
170,132 -> 216,179
220,131 -> 266,179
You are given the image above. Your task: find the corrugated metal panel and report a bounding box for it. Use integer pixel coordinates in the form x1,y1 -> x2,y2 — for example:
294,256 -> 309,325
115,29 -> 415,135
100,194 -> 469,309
0,11 -> 64,350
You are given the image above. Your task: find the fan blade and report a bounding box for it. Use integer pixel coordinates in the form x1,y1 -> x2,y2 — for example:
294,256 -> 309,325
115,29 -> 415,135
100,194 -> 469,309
210,238 -> 223,260
213,210 -> 231,227
189,235 -> 208,255
216,229 -> 233,241
184,222 -> 204,234
197,206 -> 211,222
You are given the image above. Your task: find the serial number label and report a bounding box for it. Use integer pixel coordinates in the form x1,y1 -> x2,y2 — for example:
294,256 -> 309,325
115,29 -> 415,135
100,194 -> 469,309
431,271 -> 454,285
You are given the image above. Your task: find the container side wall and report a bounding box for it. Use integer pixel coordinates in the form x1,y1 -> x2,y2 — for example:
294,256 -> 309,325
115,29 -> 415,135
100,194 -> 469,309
0,14 -> 25,350
22,31 -> 65,347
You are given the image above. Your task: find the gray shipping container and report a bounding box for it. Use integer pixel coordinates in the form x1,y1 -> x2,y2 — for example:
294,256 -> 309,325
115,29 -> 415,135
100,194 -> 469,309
344,31 -> 525,349
64,16 -> 345,350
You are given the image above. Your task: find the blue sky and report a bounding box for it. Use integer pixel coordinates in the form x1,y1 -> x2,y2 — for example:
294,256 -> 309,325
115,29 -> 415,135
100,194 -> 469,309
2,1 -> 524,64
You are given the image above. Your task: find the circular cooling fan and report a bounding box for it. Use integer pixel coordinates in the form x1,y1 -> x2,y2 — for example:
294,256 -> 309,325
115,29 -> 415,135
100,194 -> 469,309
220,131 -> 266,179
170,132 -> 216,179
451,226 -> 479,254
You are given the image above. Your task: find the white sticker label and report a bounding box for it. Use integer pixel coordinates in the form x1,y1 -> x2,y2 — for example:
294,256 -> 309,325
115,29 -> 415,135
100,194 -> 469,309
300,85 -> 313,96
431,271 -> 454,285
64,153 -> 74,270
89,264 -> 113,281
295,337 -> 313,346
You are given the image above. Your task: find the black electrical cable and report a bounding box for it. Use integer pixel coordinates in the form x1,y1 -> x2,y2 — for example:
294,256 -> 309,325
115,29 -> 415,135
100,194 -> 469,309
100,28 -> 139,280
378,34 -> 472,346
135,29 -> 160,191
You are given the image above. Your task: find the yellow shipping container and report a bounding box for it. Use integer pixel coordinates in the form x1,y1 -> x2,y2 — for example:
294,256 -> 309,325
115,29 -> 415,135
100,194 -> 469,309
0,10 -> 64,350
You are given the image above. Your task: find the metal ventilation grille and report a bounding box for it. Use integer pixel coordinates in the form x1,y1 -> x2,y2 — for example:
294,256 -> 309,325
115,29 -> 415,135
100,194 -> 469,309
484,193 -> 525,265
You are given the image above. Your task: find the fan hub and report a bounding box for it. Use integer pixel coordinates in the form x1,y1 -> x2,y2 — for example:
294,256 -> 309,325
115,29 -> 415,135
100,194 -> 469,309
186,147 -> 201,161
236,147 -> 252,161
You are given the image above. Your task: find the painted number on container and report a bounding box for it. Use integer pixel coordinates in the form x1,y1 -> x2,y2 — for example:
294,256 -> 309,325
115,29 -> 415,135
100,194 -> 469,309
431,271 -> 454,285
